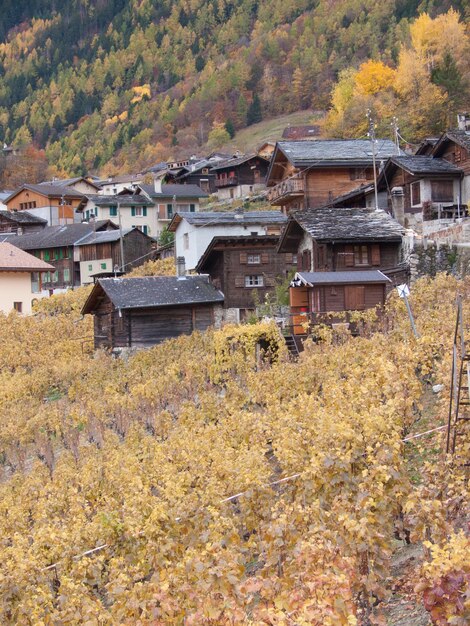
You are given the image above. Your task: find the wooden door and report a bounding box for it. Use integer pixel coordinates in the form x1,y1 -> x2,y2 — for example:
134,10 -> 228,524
344,285 -> 365,310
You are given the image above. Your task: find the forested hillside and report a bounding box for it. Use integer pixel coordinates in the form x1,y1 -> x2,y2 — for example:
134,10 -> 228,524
0,1 -> 469,176
0,275 -> 468,623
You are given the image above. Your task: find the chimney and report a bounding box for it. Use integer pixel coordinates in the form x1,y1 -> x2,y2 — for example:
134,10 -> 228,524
154,174 -> 163,193
391,186 -> 405,226
457,113 -> 470,131
176,256 -> 186,278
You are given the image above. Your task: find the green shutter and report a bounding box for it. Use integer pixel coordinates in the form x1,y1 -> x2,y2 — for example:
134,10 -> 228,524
143,225 -> 148,235
44,250 -> 50,261
131,207 -> 136,217
143,206 -> 147,216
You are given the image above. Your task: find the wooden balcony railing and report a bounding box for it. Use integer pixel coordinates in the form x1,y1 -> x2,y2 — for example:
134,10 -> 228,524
267,176 -> 305,205
215,175 -> 239,188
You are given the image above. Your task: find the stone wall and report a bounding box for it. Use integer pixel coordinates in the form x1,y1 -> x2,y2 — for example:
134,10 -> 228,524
407,237 -> 470,282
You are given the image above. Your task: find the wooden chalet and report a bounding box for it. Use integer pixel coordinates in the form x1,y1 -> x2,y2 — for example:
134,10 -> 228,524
5,184 -> 87,226
0,210 -> 47,234
266,139 -> 400,212
428,129 -> 470,207
211,155 -> 270,200
289,270 -> 391,335
82,276 -> 224,350
278,207 -> 406,333
164,159 -> 217,194
377,156 -> 464,228
195,235 -> 297,322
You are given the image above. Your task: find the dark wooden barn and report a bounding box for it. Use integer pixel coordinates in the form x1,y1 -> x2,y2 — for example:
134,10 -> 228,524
289,270 -> 391,334
82,275 -> 224,350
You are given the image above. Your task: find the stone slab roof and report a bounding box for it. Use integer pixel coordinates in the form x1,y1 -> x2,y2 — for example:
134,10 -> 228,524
0,210 -> 48,224
292,207 -> 404,242
82,275 -> 224,314
276,139 -> 402,166
140,184 -> 209,199
0,242 -> 54,271
387,155 -> 463,175
169,210 -> 287,231
85,194 -> 154,206
6,221 -> 117,250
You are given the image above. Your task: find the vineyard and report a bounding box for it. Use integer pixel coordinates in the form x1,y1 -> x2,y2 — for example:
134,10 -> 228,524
0,274 -> 468,624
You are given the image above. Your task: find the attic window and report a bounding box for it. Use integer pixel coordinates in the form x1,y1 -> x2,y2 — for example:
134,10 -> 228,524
411,181 -> 421,207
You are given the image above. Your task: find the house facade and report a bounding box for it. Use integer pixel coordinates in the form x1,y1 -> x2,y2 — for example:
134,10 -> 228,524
289,270 -> 392,335
212,155 -> 270,200
82,275 -> 224,350
5,184 -> 86,225
81,193 -> 156,236
377,156 -> 464,230
0,242 -> 54,314
278,207 -> 404,277
428,129 -> 470,207
168,210 -> 287,271
0,210 -> 47,234
266,139 -> 401,212
195,235 -> 297,322
6,221 -> 119,292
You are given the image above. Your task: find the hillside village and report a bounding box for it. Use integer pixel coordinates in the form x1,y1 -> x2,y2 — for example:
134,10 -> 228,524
0,114 -> 470,352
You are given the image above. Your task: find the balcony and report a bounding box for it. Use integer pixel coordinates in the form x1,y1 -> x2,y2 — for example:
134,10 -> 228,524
267,176 -> 305,205
215,174 -> 239,188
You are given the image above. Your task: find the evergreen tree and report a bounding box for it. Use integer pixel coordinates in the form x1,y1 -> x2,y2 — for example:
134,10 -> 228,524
224,119 -> 235,138
247,94 -> 262,125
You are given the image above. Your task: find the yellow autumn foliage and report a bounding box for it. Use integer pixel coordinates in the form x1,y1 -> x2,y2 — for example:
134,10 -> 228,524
0,274 -> 467,623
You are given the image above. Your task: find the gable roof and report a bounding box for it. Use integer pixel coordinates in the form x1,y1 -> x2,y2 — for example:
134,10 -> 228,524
5,184 -> 86,204
39,177 -> 101,190
84,193 -> 154,207
382,155 -> 463,176
211,154 -> 269,171
81,275 -> 224,314
278,207 -> 403,252
0,242 -> 54,271
168,210 -> 287,232
139,183 -> 209,199
6,221 -> 118,250
432,129 -> 470,155
293,270 -> 391,286
0,210 -> 48,224
275,139 -> 400,166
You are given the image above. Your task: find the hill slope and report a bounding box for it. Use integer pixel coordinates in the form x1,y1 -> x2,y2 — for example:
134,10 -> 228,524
0,0 -> 468,176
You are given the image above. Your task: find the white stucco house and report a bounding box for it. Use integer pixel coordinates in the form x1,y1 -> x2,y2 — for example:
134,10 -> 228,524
167,210 -> 287,270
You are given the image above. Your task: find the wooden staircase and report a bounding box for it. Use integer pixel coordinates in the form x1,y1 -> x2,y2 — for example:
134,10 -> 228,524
284,334 -> 300,360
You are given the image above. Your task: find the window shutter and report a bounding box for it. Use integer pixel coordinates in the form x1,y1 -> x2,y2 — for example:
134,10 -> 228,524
261,252 -> 269,264
240,252 -> 248,264
143,225 -> 148,235
235,276 -> 244,287
131,207 -> 136,217
306,250 -> 312,270
344,245 -> 354,267
143,206 -> 147,216
265,276 -> 275,287
371,244 -> 381,266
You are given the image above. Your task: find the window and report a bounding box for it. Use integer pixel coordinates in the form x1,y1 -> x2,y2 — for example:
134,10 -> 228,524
189,203 -> 196,212
167,203 -> 173,219
63,268 -> 70,282
245,275 -> 264,287
43,272 -> 50,283
134,206 -> 143,217
184,233 -> 189,250
354,245 -> 369,266
52,271 -> 59,283
88,264 -> 93,271
431,180 -> 454,203
411,181 -> 421,206
31,273 -> 40,293
13,302 -> 22,313
101,263 -> 107,270
247,254 -> 260,264
109,205 -> 117,217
